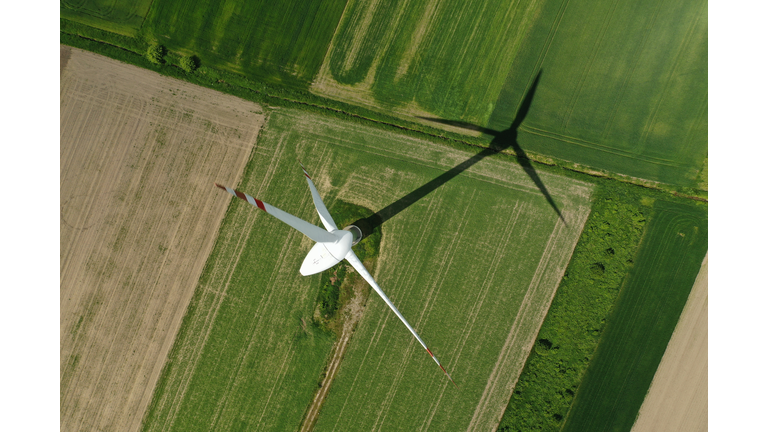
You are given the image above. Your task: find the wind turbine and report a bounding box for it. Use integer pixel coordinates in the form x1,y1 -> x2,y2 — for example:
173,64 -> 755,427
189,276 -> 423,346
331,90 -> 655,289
215,163 -> 457,387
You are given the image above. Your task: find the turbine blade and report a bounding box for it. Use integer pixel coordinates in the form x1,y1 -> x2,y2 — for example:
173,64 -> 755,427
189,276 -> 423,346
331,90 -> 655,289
215,183 -> 337,244
299,163 -> 338,231
345,250 -> 457,387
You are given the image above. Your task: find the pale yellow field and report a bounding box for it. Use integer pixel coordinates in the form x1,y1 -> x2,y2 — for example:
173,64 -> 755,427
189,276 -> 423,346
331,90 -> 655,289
631,253 -> 708,432
60,46 -> 264,432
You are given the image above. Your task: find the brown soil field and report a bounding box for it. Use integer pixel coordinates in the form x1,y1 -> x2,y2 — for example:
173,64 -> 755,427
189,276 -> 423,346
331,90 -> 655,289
631,252 -> 708,432
60,46 -> 264,432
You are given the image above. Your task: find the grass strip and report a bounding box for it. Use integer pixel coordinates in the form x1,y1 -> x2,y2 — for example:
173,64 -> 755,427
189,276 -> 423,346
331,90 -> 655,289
497,182 -> 648,431
558,199 -> 708,432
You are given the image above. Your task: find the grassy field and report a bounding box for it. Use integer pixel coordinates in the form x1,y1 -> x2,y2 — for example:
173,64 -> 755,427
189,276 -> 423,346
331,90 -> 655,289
61,0 -> 154,36
488,0 -> 708,187
282,114 -> 592,429
558,199 -> 708,432
141,107 -> 594,431
312,0 -> 545,125
497,183 -> 650,431
141,0 -> 347,88
61,0 -> 708,189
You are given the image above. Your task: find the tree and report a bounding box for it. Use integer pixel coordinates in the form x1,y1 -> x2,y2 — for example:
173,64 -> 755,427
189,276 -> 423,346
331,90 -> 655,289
146,43 -> 164,65
179,55 -> 198,73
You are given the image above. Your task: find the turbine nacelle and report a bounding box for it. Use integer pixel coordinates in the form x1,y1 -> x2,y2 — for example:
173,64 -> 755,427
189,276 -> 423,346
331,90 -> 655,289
299,228 -> 353,276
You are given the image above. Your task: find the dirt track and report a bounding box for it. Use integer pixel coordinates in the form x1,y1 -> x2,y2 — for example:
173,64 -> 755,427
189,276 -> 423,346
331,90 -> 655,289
60,46 -> 264,432
631,252 -> 708,432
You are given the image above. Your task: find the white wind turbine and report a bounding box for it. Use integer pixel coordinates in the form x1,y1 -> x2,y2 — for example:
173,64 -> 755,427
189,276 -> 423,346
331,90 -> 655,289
215,163 -> 457,387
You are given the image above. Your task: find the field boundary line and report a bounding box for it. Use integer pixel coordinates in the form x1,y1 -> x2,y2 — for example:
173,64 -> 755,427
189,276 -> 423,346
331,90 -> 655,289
520,126 -> 680,167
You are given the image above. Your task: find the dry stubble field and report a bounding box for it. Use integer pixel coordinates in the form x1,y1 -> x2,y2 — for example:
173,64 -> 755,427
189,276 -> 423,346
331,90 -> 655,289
60,46 -> 265,432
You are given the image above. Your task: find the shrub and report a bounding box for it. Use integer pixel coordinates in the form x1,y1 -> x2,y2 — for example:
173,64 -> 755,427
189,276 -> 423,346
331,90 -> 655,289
146,43 -> 164,64
179,55 -> 199,73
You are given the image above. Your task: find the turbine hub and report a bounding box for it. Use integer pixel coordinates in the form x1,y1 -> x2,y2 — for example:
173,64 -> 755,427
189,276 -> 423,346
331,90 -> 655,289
343,225 -> 363,245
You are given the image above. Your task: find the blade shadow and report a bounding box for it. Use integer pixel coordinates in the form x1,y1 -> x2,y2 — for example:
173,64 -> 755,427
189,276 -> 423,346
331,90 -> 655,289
353,70 -> 565,240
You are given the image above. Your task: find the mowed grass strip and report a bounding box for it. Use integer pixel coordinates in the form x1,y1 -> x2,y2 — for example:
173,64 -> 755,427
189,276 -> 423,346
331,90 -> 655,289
312,0 -> 546,125
142,0 -> 347,88
61,0 -> 154,36
488,0 -> 707,187
559,199 -> 708,432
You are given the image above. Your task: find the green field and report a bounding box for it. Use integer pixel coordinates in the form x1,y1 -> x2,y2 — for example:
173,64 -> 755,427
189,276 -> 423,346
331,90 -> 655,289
142,0 -> 346,88
140,150 -> 337,431
312,0 -> 544,125
287,113 -> 592,430
497,184 -> 650,431
61,0 -> 154,36
60,0 -> 709,429
61,0 -> 708,188
559,199 -> 707,432
141,107 -> 594,431
488,0 -> 708,187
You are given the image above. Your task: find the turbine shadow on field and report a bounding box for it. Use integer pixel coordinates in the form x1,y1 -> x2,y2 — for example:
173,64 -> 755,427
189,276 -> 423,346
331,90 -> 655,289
352,70 -> 565,240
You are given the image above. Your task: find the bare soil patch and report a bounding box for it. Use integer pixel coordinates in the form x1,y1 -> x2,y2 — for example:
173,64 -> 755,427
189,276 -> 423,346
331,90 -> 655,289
631,252 -> 708,432
60,46 -> 264,432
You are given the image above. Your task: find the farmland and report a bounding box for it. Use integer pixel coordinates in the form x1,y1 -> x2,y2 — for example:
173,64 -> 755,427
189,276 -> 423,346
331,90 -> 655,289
142,107 -> 593,431
60,0 -> 708,190
488,0 -> 708,187
61,0 -> 153,36
631,253 -> 708,432
311,0 -> 544,126
558,200 -> 708,432
142,0 -> 347,88
59,0 -> 709,429
60,47 -> 265,431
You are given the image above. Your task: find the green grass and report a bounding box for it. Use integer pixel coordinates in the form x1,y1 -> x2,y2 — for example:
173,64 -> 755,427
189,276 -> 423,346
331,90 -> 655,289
497,183 -> 650,431
141,107 -> 594,431
61,0 -> 708,191
141,0 -> 347,89
281,112 -> 593,429
61,0 -> 154,36
314,0 -> 545,125
488,0 -> 707,187
557,199 -> 707,432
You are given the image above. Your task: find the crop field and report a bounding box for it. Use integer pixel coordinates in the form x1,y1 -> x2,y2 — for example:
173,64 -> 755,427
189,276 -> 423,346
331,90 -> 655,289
311,0 -> 545,126
487,0 -> 708,187
631,253 -> 707,432
60,47 -> 265,431
141,107 -> 593,431
61,0 -> 154,36
558,200 -> 708,432
142,0 -> 347,88
62,0 -> 708,189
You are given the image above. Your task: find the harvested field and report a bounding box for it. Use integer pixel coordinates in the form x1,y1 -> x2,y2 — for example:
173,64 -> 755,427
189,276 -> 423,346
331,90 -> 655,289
631,253 -> 708,432
60,46 -> 264,432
